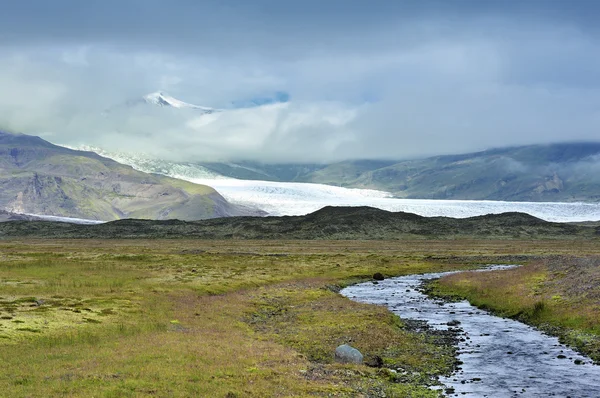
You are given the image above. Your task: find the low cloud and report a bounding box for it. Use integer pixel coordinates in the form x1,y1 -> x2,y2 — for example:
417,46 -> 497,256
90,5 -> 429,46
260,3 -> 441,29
1,2 -> 600,163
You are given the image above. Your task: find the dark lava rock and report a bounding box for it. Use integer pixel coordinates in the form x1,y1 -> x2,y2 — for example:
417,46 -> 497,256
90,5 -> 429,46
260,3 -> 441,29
365,355 -> 384,368
373,272 -> 385,281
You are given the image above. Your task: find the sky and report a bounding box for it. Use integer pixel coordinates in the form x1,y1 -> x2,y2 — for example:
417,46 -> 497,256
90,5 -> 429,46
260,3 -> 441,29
1,0 -> 600,163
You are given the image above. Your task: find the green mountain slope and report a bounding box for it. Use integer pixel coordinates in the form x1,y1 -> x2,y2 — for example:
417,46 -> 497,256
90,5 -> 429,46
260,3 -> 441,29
0,131 -> 261,221
197,161 -> 325,182
299,143 -> 600,202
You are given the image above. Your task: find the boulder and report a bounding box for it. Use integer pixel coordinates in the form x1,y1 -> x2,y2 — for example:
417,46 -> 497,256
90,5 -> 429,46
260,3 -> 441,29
335,344 -> 364,364
373,272 -> 385,281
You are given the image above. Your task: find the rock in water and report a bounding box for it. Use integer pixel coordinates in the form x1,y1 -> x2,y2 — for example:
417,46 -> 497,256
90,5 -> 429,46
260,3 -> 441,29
335,344 -> 364,364
373,272 -> 385,281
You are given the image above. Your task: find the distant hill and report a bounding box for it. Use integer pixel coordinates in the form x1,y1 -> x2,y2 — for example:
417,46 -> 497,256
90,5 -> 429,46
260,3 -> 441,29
0,206 -> 595,240
0,131 -> 262,221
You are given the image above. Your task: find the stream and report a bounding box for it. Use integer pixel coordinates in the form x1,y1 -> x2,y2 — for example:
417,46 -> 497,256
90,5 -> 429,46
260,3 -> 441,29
341,266 -> 600,397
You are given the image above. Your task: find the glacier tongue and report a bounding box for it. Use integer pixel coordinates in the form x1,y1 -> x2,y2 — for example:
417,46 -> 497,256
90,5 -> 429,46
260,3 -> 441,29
76,146 -> 600,223
182,177 -> 600,222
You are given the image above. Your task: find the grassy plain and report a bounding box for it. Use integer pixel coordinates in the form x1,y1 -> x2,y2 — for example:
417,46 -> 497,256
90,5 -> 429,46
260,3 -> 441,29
1,239 -> 599,397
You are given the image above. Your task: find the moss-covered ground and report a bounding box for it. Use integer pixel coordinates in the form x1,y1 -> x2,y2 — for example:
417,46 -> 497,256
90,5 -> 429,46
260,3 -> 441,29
1,239 -> 599,397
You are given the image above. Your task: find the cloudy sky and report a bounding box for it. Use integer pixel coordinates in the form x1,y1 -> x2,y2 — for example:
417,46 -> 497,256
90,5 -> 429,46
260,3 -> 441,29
1,0 -> 600,162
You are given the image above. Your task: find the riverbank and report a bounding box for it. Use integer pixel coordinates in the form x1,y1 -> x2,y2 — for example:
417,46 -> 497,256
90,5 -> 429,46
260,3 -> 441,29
343,266 -> 600,396
427,256 -> 600,363
1,240 -> 599,397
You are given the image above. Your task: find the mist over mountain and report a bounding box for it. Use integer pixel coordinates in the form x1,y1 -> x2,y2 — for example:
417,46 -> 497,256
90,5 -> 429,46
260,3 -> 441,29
4,2 -> 600,163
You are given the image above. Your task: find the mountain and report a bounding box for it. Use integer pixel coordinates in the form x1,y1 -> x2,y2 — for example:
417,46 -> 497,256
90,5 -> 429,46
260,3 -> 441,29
0,206 -> 594,240
192,143 -> 600,203
197,161 -> 324,182
303,143 -> 600,202
102,91 -> 221,116
142,92 -> 220,113
75,146 -> 225,181
141,91 -> 290,112
79,142 -> 600,203
0,131 -> 262,221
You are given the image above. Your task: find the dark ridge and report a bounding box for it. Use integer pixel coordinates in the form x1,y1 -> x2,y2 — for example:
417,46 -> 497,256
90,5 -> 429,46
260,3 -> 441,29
304,206 -> 425,221
0,206 -> 594,240
467,212 -> 547,225
106,218 -> 189,227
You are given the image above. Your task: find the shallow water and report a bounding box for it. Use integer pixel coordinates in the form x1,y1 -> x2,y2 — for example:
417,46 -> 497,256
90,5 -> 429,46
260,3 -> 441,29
341,266 -> 600,397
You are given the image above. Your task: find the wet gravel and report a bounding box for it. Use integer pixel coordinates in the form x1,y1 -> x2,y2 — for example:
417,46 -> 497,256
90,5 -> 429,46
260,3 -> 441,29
341,266 -> 600,397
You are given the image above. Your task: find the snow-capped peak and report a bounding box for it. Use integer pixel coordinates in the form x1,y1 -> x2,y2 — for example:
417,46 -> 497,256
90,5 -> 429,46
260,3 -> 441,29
143,92 -> 220,113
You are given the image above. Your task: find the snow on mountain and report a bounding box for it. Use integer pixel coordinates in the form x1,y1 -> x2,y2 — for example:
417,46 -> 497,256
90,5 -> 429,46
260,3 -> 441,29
142,92 -> 221,113
102,92 -> 222,116
78,147 -> 600,223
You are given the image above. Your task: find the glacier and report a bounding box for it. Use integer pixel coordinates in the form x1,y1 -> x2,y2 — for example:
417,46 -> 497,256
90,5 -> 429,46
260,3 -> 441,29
74,147 -> 600,222
182,177 -> 600,222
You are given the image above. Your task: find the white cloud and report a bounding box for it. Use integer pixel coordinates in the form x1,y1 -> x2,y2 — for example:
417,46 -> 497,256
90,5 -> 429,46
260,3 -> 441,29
1,8 -> 600,163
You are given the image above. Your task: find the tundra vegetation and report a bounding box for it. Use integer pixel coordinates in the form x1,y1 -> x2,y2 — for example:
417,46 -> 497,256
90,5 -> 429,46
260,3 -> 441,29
0,239 -> 599,397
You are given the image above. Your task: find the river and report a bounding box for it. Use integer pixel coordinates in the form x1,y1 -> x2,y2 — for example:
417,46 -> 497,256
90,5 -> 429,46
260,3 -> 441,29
341,266 -> 600,397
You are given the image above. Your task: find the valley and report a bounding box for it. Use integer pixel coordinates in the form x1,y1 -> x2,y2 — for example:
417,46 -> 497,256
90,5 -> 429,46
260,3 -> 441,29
89,142 -> 600,205
1,239 -> 599,397
4,2 -> 600,397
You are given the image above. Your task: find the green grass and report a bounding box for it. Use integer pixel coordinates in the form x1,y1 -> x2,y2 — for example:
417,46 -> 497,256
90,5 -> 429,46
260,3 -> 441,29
167,177 -> 215,195
428,257 -> 600,363
1,239 -> 600,396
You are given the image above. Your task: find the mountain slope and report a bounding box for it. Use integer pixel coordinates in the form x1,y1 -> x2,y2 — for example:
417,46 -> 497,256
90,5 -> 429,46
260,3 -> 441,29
0,131 -> 261,221
301,143 -> 600,202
